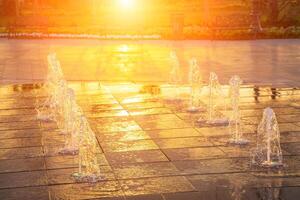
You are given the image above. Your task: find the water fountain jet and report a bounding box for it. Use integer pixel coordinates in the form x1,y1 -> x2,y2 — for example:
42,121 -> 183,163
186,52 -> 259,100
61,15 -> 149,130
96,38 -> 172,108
59,89 -> 81,155
197,72 -> 229,126
228,75 -> 249,145
251,107 -> 283,168
167,51 -> 182,101
72,116 -> 102,182
187,58 -> 205,113
36,54 -> 64,122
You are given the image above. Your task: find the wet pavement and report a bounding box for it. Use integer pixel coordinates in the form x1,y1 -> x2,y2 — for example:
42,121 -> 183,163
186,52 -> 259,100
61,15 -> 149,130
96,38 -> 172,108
0,82 -> 299,200
0,39 -> 300,86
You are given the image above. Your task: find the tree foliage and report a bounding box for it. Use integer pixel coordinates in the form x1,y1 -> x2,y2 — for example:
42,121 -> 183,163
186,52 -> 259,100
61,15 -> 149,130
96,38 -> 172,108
251,0 -> 300,25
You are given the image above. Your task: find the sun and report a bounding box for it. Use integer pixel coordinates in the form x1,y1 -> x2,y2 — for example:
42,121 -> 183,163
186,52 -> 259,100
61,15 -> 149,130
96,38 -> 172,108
119,0 -> 135,9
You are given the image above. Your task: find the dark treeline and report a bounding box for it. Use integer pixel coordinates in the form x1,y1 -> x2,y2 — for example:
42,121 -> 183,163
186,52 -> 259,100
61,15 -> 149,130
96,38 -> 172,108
0,0 -> 300,26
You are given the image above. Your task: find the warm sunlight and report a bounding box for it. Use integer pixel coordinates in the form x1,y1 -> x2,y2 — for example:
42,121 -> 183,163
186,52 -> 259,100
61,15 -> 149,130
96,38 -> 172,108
119,0 -> 135,9
118,44 -> 130,53
0,1 -> 300,199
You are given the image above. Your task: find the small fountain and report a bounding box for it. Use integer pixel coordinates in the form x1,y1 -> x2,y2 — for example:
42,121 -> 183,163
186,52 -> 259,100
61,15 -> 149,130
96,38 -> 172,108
251,107 -> 283,167
55,80 -> 70,129
168,51 -> 181,101
37,79 -> 66,123
36,81 -> 61,122
43,54 -> 63,96
187,58 -> 205,112
61,88 -> 76,134
39,54 -> 102,180
230,179 -> 246,200
228,75 -> 249,145
197,72 -> 229,126
59,89 -> 81,155
36,53 -> 64,121
256,180 -> 282,199
36,101 -> 56,121
72,116 -> 102,182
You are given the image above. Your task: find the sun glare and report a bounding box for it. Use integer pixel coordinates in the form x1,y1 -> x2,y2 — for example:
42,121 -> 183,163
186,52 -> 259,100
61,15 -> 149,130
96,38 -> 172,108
119,0 -> 135,9
118,44 -> 130,52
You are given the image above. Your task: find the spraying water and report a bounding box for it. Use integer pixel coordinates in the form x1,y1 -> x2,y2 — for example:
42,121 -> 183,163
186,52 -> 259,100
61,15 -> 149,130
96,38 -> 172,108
197,72 -> 229,126
228,75 -> 249,145
38,53 -> 103,181
36,53 -> 64,122
187,58 -> 205,112
168,51 -> 181,100
72,116 -> 102,182
59,89 -> 81,155
251,107 -> 283,167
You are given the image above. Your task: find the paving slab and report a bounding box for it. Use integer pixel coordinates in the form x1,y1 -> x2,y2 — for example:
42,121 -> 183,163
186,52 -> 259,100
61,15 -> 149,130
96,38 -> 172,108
163,147 -> 226,161
101,139 -> 159,153
49,181 -> 123,200
0,186 -> 49,200
0,157 -> 45,173
97,130 -> 151,143
0,83 -> 299,199
119,176 -> 195,196
113,162 -> 180,179
0,170 -> 48,189
0,147 -> 44,160
105,150 -> 169,165
146,128 -> 202,139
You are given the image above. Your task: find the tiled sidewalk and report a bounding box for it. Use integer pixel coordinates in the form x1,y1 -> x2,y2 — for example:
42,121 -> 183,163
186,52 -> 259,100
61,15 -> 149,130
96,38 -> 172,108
0,82 -> 300,200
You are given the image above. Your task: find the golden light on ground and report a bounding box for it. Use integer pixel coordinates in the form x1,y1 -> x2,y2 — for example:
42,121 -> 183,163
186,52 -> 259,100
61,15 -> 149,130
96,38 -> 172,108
119,0 -> 135,9
118,44 -> 130,53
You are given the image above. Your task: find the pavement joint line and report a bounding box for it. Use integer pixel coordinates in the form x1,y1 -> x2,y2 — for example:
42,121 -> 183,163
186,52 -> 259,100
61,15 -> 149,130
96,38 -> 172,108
0,145 -> 43,149
0,127 -> 41,132
0,127 -> 40,131
0,136 -> 41,140
0,185 -> 50,191
0,168 -> 47,175
0,83 -> 300,198
0,120 -> 39,124
99,135 -> 207,141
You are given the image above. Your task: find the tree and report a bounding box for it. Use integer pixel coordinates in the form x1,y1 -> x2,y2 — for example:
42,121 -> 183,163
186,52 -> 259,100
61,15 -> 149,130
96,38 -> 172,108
259,0 -> 300,25
242,0 -> 300,25
269,0 -> 278,25
1,0 -> 17,16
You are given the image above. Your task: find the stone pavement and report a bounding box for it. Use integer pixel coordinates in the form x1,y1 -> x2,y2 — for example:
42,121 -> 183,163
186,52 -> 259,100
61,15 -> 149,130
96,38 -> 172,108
0,82 -> 300,200
0,39 -> 300,86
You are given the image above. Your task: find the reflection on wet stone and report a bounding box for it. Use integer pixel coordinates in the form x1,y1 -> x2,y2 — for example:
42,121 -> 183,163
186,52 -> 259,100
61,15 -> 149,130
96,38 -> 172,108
0,137 -> 42,149
0,171 -> 48,189
173,158 -> 249,175
96,120 -> 142,133
0,147 -> 44,160
120,176 -> 195,196
163,147 -> 226,161
105,150 -> 168,165
114,162 -> 180,179
147,128 -> 202,139
0,83 -> 300,199
154,137 -> 213,149
45,154 -> 109,170
47,166 -> 115,185
97,131 -> 150,142
49,181 -> 123,200
0,186 -> 49,200
0,129 -> 41,139
101,139 -> 159,152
